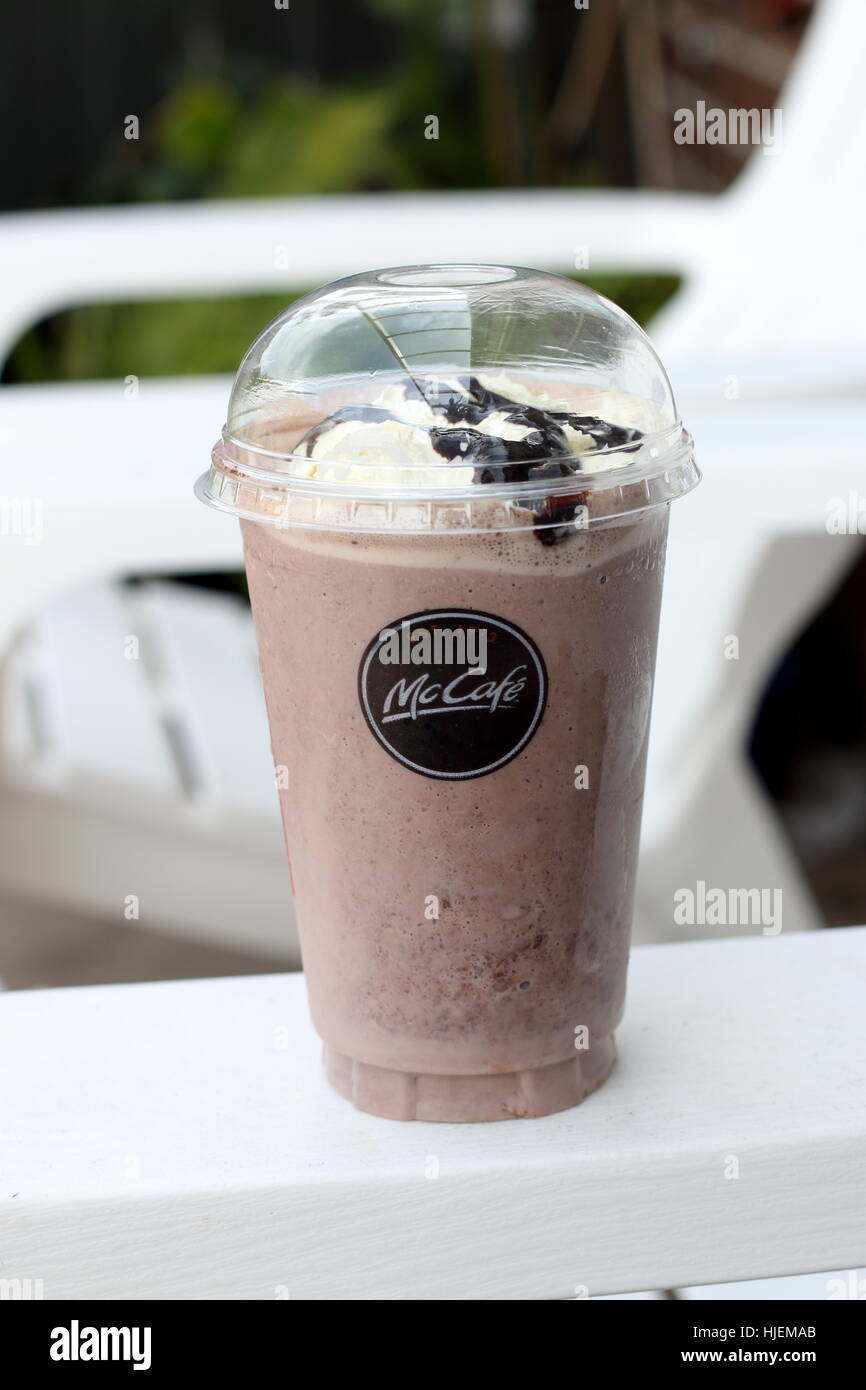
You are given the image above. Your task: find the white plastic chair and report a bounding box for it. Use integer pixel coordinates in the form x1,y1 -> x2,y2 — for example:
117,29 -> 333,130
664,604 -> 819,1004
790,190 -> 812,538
0,579 -> 294,955
0,0 -> 862,946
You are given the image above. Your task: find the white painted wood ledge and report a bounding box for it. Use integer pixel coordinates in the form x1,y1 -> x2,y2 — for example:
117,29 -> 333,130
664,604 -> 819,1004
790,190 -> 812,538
1,929 -> 865,1301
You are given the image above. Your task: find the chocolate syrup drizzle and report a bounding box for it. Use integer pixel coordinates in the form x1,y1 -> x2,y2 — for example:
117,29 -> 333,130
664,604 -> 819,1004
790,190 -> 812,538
297,375 -> 643,545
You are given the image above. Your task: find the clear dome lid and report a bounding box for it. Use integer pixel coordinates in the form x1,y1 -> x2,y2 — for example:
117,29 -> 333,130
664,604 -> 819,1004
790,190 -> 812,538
197,264 -> 698,534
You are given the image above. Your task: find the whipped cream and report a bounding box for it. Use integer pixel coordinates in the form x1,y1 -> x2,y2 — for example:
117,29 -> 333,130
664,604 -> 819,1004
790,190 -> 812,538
291,373 -> 646,488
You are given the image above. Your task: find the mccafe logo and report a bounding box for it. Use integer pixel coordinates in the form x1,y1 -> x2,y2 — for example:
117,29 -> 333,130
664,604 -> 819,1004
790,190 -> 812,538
358,609 -> 547,780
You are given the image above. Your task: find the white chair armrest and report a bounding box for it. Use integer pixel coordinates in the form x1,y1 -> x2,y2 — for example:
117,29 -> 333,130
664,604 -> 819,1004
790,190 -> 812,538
0,190 -> 716,362
0,378 -> 239,650
3,927 -> 864,1300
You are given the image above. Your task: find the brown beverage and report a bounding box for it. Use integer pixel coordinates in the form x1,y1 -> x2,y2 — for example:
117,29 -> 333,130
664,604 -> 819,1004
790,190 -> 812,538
198,266 -> 698,1121
241,506 -> 668,1120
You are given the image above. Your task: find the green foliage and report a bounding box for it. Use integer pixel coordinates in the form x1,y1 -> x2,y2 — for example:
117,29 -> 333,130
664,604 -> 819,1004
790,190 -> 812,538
213,82 -> 406,197
159,81 -> 241,176
91,75 -> 413,205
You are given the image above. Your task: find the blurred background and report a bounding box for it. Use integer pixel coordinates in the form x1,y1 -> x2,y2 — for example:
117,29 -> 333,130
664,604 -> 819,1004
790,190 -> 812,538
2,0 -> 813,378
1,0 -> 864,990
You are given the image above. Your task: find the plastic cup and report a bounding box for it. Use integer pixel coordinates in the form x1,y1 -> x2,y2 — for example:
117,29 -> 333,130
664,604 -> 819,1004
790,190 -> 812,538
197,264 -> 698,1121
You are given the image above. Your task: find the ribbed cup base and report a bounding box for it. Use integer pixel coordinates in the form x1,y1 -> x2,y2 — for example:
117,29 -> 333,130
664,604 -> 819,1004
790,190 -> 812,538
323,1036 -> 616,1122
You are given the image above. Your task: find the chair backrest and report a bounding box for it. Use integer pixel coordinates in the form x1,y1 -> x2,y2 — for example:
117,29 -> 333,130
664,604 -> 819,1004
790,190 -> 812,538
736,0 -> 865,203
652,0 -> 866,372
